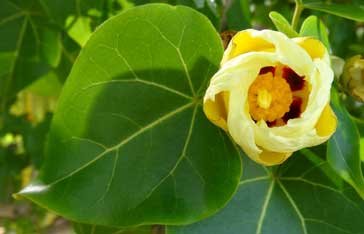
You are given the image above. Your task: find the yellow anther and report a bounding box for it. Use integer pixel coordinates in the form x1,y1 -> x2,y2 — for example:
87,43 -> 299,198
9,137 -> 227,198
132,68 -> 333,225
257,89 -> 272,109
248,71 -> 293,122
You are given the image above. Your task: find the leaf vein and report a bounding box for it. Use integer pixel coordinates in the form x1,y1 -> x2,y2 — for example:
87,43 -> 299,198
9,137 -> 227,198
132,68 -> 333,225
128,104 -> 198,211
305,218 -> 354,234
45,102 -> 195,188
278,181 -> 308,234
256,180 -> 275,234
138,18 -> 196,96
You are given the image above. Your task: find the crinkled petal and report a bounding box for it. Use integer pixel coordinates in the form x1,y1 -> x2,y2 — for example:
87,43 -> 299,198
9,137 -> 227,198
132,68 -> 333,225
254,58 -> 334,152
223,30 -> 314,76
204,52 -> 280,159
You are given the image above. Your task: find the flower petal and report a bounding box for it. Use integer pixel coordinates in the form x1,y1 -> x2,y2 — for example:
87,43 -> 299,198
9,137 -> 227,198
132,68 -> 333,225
258,150 -> 292,166
204,29 -> 337,166
203,92 -> 229,131
293,37 -> 329,63
315,104 -> 337,137
222,30 -> 275,64
228,85 -> 262,159
253,58 -> 334,152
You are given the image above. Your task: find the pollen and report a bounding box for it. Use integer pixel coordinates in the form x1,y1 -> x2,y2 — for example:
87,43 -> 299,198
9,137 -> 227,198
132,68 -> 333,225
248,71 -> 293,122
248,65 -> 310,126
257,89 -> 272,109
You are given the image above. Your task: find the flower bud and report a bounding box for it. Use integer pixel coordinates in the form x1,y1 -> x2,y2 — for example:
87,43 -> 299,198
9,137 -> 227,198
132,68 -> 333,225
342,55 -> 364,102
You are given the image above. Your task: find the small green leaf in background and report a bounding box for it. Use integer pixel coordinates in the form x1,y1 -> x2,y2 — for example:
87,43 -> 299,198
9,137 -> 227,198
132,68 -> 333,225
39,29 -> 62,68
269,11 -> 298,38
225,0 -> 251,31
168,151 -> 364,234
40,0 -> 106,28
65,16 -> 93,47
299,15 -> 330,50
303,1 -> 364,22
0,0 -> 60,108
18,3 -> 242,227
327,89 -> 364,199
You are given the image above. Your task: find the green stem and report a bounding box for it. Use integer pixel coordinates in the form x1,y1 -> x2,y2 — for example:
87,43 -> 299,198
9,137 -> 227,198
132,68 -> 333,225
291,0 -> 303,31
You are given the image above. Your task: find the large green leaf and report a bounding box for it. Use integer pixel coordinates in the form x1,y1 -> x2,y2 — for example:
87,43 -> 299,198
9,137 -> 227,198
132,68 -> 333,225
303,1 -> 364,22
18,4 -> 242,227
0,0 -> 61,110
299,15 -> 330,50
327,90 -> 364,199
167,151 -> 364,234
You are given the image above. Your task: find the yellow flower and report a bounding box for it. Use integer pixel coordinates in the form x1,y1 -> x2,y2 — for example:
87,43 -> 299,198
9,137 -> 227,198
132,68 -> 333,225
203,29 -> 337,166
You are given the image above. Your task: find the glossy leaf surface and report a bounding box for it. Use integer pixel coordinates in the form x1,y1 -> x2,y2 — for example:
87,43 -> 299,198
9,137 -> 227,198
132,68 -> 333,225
18,4 -> 242,227
168,151 -> 364,234
327,90 -> 364,199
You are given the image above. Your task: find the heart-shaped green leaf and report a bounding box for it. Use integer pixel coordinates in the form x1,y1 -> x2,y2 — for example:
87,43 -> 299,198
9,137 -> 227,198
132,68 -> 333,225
18,4 -> 242,227
167,151 -> 364,234
299,15 -> 330,50
269,11 -> 298,38
327,90 -> 364,199
303,1 -> 364,22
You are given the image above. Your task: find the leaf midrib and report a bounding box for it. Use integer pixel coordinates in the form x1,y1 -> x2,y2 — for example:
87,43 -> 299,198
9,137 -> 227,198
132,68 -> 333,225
35,101 -> 196,190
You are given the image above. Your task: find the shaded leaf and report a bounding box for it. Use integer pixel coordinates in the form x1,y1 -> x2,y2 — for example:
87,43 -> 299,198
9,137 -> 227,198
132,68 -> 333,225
40,0 -> 107,28
0,0 -> 61,109
299,15 -> 330,50
269,11 -> 298,38
18,4 -> 241,227
327,89 -> 364,199
225,0 -> 251,31
168,151 -> 364,234
303,1 -> 364,22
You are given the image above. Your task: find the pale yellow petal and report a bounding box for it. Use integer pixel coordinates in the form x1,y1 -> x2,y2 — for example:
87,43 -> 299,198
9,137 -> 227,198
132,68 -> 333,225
315,104 -> 337,137
293,37 -> 327,60
258,150 -> 292,166
203,92 -> 229,131
226,30 -> 275,59
228,85 -> 262,158
253,59 -> 334,152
